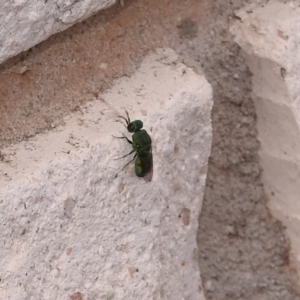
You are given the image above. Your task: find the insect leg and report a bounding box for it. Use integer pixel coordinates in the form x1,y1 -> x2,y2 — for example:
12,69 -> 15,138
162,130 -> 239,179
112,135 -> 132,144
121,153 -> 137,170
114,150 -> 135,160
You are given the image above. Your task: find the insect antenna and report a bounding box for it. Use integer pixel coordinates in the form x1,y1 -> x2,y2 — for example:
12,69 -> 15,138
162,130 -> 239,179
125,110 -> 131,123
114,118 -> 127,129
117,109 -> 131,126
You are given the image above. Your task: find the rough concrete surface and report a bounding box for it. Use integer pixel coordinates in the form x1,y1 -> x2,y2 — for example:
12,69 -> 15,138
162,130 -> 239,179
1,0 -> 300,299
0,49 -> 212,299
0,0 -> 116,64
231,2 -> 300,281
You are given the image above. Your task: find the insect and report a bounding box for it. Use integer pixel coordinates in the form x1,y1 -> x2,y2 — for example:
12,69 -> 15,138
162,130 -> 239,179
113,111 -> 153,182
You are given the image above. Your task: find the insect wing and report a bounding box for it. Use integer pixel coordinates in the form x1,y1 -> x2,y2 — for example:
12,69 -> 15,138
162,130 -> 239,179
141,151 -> 153,182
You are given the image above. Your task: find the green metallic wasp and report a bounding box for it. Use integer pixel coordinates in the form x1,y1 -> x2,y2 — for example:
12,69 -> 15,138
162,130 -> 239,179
113,111 -> 153,182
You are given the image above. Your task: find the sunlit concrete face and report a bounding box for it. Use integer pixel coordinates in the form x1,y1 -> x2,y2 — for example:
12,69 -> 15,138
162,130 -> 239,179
0,49 -> 213,300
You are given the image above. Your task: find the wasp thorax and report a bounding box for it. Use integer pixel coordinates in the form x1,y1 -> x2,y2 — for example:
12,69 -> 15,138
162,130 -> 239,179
127,120 -> 143,133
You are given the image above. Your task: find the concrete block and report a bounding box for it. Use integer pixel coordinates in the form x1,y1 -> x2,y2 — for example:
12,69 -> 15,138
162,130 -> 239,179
0,0 -> 116,64
230,3 -> 300,275
0,48 -> 212,300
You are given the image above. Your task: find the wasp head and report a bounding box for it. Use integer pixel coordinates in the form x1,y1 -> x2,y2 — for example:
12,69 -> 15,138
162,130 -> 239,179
128,120 -> 143,132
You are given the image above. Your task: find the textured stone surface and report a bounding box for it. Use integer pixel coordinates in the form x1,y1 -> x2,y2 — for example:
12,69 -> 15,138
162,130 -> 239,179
0,49 -> 212,300
0,0 -> 115,64
231,2 -> 300,276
